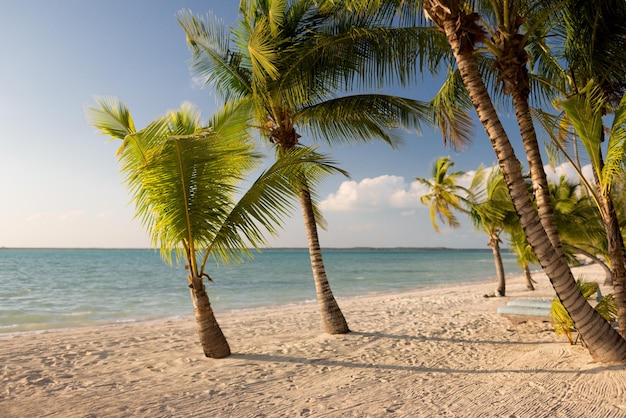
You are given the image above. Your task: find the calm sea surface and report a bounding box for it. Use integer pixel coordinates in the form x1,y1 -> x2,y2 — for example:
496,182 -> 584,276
0,248 -> 520,333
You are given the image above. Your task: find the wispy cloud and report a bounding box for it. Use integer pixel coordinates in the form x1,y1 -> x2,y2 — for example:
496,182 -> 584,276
25,210 -> 86,223
57,210 -> 85,222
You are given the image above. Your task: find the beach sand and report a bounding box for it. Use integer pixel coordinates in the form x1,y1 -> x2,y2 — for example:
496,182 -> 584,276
2,264 -> 626,417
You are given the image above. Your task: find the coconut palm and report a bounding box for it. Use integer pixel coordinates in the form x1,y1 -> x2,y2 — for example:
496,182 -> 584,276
87,97 -> 343,358
422,0 -> 626,362
417,158 -> 516,296
177,1 -> 472,334
523,0 -> 626,336
507,226 -> 537,290
558,84 -> 626,335
469,167 -> 518,297
416,156 -> 472,232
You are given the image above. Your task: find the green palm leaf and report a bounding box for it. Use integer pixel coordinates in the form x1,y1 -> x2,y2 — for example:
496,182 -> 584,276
603,92 -> 626,191
177,9 -> 252,102
85,96 -> 136,143
558,81 -> 605,178
296,94 -> 434,148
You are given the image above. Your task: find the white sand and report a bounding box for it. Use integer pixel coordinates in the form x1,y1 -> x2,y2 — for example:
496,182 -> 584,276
2,264 -> 626,417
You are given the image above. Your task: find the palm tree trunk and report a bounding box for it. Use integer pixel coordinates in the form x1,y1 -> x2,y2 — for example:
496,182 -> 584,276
523,265 -> 535,291
189,274 -> 231,358
511,90 -> 565,260
489,236 -> 506,296
424,0 -> 626,361
568,244 -> 614,285
299,189 -> 350,334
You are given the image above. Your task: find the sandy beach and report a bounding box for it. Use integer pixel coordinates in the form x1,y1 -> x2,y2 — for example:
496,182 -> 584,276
2,263 -> 626,417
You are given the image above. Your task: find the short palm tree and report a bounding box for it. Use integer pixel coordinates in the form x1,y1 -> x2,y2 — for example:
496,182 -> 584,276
469,167 -> 518,297
86,97 -> 342,358
417,158 -> 516,296
507,226 -> 537,291
416,156 -> 471,232
177,1 -> 471,334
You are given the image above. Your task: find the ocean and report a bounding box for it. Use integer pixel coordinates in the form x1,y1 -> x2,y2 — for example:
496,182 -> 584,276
0,248 -> 521,334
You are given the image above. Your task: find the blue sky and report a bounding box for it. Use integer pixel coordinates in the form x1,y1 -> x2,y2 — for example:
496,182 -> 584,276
0,1 -> 575,249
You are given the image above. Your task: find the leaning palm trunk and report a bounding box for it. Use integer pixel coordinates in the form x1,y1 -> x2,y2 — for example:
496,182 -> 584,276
299,189 -> 350,334
488,235 -> 506,296
424,0 -> 626,362
189,274 -> 231,358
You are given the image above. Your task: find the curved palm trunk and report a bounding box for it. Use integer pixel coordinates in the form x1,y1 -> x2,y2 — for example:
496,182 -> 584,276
425,0 -> 626,362
488,235 -> 506,296
189,275 -> 231,358
299,189 -> 350,334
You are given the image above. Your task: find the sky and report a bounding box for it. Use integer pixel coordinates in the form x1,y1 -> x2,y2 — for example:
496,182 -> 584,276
0,1 -> 579,249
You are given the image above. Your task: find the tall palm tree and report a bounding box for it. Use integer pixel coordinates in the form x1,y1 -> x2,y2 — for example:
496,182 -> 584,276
528,0 -> 626,336
86,97 -> 343,358
559,85 -> 626,335
177,1 -> 472,334
422,0 -> 626,362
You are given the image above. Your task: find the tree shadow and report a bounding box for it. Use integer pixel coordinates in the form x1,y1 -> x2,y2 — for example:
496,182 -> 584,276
349,330 -> 559,346
230,352 -> 589,375
229,330 -> 602,376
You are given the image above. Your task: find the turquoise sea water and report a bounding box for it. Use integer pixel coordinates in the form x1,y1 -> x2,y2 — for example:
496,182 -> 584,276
0,248 -> 520,333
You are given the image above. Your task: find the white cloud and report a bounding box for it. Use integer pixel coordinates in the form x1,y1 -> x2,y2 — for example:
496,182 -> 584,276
544,162 -> 595,187
321,175 -> 429,212
320,170 -> 487,213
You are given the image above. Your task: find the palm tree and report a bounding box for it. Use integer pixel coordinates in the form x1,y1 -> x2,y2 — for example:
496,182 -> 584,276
558,84 -> 626,335
86,97 -> 343,358
507,226 -> 537,290
416,156 -> 472,232
176,1 -> 472,334
527,0 -> 626,336
422,0 -> 626,362
417,158 -> 516,296
469,167 -> 518,297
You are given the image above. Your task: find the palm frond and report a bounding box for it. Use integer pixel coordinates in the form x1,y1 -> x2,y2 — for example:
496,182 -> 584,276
247,15 -> 281,80
429,66 -> 474,149
603,92 -> 626,192
205,145 -> 347,268
85,96 -> 136,142
558,81 -> 605,180
278,25 -> 449,107
296,94 -> 434,148
177,9 -> 252,102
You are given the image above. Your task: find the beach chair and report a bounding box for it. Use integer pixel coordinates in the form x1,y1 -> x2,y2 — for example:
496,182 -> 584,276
497,299 -> 553,325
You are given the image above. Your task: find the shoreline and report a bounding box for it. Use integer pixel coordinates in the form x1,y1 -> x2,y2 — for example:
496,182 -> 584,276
3,263 -> 625,417
0,272 -> 514,337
